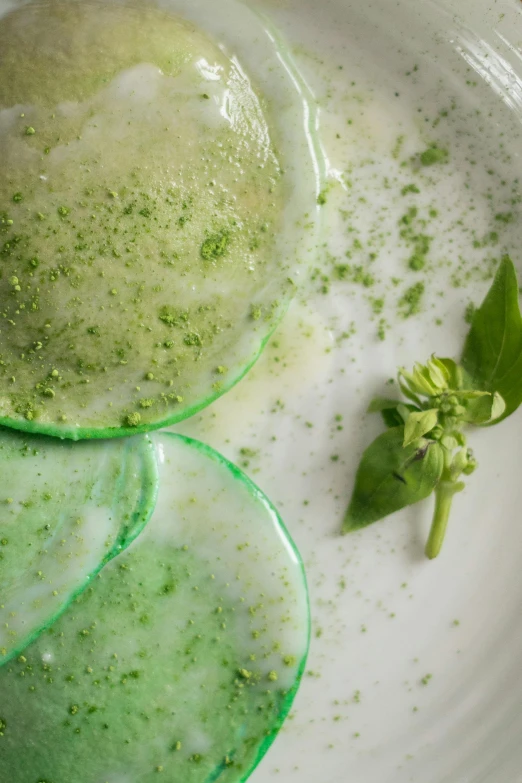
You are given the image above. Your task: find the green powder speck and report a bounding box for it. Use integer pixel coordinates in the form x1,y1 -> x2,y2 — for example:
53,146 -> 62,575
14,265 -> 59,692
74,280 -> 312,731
420,146 -> 449,166
335,264 -> 374,287
200,231 -> 229,261
369,297 -> 384,315
408,252 -> 426,271
494,212 -> 514,224
401,183 -> 420,195
399,206 -> 432,271
391,134 -> 404,160
317,189 -> 328,206
398,282 -> 425,318
125,412 -> 141,427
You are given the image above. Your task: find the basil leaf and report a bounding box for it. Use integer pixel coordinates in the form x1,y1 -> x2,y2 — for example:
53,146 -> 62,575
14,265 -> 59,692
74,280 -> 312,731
343,427 -> 444,532
368,398 -> 420,429
460,390 -> 506,425
381,408 -> 406,428
403,408 -> 438,446
461,256 -> 522,421
367,397 -> 403,413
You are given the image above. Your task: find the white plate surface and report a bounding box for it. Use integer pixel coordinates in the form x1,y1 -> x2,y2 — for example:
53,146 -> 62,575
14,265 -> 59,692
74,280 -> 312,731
2,0 -> 521,780
173,0 -> 522,781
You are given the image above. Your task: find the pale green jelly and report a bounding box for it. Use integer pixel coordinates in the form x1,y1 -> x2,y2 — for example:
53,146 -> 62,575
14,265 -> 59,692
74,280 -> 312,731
0,432 -> 310,782
0,428 -> 158,666
0,1 -> 292,439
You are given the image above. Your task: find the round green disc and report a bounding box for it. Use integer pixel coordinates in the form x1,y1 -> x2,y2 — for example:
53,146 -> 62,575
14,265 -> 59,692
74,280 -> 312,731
0,0 -> 311,439
0,428 -> 158,666
0,432 -> 310,782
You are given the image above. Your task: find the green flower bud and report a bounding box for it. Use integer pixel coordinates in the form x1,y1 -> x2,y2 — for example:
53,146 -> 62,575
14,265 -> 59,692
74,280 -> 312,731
462,449 -> 478,475
400,357 -> 450,399
441,435 -> 459,452
426,356 -> 450,390
429,355 -> 451,377
449,447 -> 469,481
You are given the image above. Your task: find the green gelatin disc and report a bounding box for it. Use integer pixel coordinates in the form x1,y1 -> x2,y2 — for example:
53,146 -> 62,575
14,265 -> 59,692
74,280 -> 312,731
0,432 -> 310,782
0,0 -> 315,439
0,429 -> 158,666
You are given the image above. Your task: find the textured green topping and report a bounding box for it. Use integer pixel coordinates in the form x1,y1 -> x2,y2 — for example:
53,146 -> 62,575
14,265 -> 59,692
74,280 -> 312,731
0,1 -> 291,439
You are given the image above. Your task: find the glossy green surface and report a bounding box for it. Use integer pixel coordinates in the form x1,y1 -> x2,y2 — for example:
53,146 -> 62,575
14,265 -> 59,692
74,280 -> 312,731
0,1 -> 294,439
0,429 -> 158,665
0,432 -> 309,782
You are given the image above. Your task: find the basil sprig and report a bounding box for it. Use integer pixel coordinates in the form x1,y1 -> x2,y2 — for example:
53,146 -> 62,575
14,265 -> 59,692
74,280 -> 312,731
343,256 -> 522,558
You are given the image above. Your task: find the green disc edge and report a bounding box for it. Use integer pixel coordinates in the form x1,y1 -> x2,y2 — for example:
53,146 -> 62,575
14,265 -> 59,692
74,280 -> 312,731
0,311 -> 285,441
157,431 -> 311,783
0,433 -> 159,666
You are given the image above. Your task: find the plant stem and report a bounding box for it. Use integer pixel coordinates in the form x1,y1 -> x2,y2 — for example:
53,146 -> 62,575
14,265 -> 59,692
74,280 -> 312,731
425,481 -> 463,559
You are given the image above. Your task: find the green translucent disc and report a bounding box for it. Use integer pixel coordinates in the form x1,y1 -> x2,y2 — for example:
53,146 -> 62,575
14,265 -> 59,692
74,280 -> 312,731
0,429 -> 158,666
0,432 -> 310,782
0,0 -> 306,439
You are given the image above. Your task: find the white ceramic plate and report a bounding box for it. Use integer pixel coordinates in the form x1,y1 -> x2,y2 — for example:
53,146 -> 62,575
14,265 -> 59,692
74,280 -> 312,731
3,0 -> 522,780
173,0 -> 522,781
